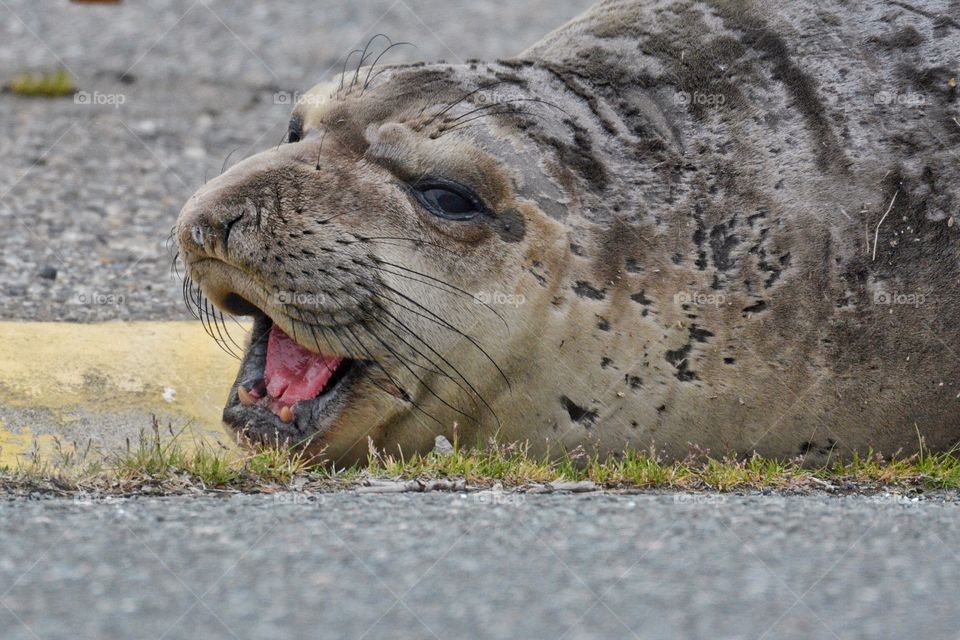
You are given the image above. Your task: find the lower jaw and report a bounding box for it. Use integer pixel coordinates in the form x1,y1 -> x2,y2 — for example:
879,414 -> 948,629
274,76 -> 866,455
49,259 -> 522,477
221,314 -> 365,446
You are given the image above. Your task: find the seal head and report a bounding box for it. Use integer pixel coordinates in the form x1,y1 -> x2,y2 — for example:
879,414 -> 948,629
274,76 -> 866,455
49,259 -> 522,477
177,64 -> 572,465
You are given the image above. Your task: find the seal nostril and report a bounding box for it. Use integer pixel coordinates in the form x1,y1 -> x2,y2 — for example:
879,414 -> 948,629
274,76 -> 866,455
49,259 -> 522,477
191,225 -> 205,248
224,213 -> 244,250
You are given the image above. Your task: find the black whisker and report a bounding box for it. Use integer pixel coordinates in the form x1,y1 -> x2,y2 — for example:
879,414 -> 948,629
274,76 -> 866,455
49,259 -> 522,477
218,309 -> 246,354
359,296 -> 498,425
337,49 -> 365,97
369,280 -> 510,391
360,295 -> 509,425
371,257 -> 507,327
202,298 -> 238,359
299,309 -> 446,429
183,280 -> 199,320
349,318 -> 480,422
315,128 -> 327,171
443,97 -> 570,126
351,34 -> 392,90
358,236 -> 456,255
220,147 -> 241,176
361,41 -> 416,93
439,107 -> 524,133
421,80 -> 506,127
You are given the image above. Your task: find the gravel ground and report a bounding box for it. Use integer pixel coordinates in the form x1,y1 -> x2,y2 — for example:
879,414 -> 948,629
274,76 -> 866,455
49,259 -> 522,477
0,0 -> 593,321
0,492 -> 958,640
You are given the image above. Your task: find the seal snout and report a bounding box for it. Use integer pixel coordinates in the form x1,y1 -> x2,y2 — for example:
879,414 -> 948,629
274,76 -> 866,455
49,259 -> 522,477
176,189 -> 243,260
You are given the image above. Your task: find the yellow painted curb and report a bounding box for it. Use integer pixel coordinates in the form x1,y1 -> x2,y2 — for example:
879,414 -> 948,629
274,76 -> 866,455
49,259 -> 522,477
0,321 -> 247,466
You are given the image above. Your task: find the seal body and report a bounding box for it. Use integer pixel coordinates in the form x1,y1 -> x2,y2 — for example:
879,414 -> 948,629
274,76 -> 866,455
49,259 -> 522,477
178,0 -> 960,465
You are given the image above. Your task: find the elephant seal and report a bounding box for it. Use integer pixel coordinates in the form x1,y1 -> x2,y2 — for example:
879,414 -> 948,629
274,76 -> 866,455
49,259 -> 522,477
177,0 -> 960,466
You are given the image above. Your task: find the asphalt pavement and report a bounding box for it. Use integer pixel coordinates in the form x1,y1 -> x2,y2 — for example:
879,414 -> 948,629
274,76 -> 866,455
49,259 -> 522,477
1,492 -> 959,640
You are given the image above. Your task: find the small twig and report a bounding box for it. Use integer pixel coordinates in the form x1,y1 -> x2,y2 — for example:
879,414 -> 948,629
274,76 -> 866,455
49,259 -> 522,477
872,190 -> 899,261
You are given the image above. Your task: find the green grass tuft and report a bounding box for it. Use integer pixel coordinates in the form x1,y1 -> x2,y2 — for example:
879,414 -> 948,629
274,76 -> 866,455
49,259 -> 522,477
8,69 -> 74,97
2,421 -> 960,496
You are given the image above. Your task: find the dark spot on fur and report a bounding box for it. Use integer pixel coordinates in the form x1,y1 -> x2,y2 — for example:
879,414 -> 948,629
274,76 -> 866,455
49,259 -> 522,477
625,258 -> 642,273
527,263 -> 547,287
902,64 -> 957,103
758,252 -> 792,288
594,212 -> 650,287
573,281 -> 606,300
497,58 -> 536,69
493,70 -> 528,87
709,219 -> 738,271
887,1 -> 960,31
630,290 -> 653,305
570,243 -> 586,256
597,316 -> 611,331
601,357 -> 614,369
747,209 -> 768,227
723,357 -> 736,364
690,203 -> 709,270
541,62 -> 619,135
689,326 -> 714,342
665,343 -> 698,381
625,374 -> 643,389
742,300 -> 768,315
487,208 -> 525,243
867,26 -> 924,49
560,395 -> 599,426
530,117 -> 608,193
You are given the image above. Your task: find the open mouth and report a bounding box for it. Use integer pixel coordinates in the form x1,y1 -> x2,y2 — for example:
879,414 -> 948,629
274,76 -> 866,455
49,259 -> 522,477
223,312 -> 367,442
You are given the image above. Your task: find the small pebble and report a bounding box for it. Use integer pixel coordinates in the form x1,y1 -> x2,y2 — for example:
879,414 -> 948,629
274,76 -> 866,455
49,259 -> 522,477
38,266 -> 57,280
433,435 -> 454,457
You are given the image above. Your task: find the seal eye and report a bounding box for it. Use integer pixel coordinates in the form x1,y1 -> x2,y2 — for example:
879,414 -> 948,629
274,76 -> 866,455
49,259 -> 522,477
412,180 -> 483,221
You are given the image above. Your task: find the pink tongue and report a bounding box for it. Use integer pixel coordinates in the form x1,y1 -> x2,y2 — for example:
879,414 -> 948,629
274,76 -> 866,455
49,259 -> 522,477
264,325 -> 343,407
